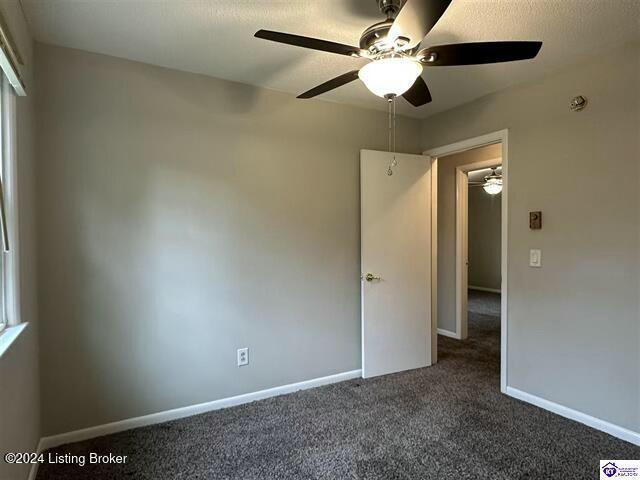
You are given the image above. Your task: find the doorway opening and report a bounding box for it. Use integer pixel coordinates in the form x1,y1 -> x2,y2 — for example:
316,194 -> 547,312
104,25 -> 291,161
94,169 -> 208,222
424,130 -> 508,392
466,163 -> 502,360
461,159 -> 503,341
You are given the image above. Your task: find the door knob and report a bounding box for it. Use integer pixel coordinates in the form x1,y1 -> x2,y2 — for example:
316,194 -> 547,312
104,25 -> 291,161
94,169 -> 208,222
363,273 -> 381,282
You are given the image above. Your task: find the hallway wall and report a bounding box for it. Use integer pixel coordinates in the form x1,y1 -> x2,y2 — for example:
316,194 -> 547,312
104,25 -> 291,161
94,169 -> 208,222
436,144 -> 501,333
468,188 -> 501,291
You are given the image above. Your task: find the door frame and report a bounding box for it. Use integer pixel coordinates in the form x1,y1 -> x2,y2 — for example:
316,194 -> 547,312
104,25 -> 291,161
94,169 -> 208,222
455,156 -> 502,340
429,156 -> 438,365
424,129 -> 509,393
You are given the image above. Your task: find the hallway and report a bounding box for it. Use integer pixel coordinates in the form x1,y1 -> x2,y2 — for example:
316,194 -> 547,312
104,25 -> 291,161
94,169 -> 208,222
438,289 -> 500,368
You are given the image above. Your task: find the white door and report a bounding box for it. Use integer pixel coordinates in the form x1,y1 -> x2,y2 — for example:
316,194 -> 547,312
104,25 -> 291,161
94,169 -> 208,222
455,168 -> 469,340
361,150 -> 433,379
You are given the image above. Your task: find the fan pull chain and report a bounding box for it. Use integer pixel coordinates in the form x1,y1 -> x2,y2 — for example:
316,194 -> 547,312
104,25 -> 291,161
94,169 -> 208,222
388,96 -> 392,153
391,97 -> 396,156
387,95 -> 398,176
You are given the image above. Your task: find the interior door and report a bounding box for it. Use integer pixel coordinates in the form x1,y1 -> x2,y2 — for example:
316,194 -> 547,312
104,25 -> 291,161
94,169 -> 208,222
456,168 -> 469,340
361,150 -> 433,379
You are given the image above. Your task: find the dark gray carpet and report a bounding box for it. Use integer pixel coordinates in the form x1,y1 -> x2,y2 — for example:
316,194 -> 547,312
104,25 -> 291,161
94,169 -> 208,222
37,292 -> 639,479
468,289 -> 501,317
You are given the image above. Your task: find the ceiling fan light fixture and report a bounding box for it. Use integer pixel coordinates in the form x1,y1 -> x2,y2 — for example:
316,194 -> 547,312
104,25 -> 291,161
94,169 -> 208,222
358,57 -> 423,98
483,177 -> 503,195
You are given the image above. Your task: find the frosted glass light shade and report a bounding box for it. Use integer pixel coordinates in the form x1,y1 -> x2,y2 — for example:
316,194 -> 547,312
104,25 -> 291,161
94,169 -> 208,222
359,58 -> 423,98
483,178 -> 503,195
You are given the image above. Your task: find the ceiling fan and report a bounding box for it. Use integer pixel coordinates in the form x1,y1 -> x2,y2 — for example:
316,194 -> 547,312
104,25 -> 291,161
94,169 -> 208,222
254,0 -> 542,106
469,167 -> 502,195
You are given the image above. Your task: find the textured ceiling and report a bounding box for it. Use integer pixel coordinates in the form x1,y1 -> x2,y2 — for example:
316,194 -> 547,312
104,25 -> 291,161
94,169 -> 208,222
22,0 -> 640,118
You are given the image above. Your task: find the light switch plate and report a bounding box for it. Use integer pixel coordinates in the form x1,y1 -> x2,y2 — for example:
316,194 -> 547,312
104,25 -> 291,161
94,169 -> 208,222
529,249 -> 542,268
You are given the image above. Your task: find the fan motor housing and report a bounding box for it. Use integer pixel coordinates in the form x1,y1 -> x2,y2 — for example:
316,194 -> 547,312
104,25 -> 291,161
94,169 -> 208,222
377,0 -> 403,18
360,0 -> 410,53
359,20 -> 393,51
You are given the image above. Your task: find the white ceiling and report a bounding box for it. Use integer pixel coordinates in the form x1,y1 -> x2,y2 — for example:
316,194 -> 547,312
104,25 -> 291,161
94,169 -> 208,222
21,0 -> 640,118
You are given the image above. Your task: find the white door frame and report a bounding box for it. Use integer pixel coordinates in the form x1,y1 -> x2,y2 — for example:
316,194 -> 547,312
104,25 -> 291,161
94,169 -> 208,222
455,156 -> 502,340
424,129 -> 509,393
429,156 -> 438,365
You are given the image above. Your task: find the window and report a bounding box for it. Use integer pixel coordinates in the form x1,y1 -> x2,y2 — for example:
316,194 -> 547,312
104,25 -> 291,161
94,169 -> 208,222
0,74 -> 17,333
0,12 -> 23,336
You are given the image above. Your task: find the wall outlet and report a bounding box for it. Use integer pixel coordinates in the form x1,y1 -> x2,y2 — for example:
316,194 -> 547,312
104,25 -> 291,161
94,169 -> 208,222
237,347 -> 249,367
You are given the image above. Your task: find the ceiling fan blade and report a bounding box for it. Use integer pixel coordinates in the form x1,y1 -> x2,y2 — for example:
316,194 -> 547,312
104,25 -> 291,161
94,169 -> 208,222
297,70 -> 361,99
402,76 -> 432,106
419,41 -> 542,66
255,30 -> 363,57
388,0 -> 453,50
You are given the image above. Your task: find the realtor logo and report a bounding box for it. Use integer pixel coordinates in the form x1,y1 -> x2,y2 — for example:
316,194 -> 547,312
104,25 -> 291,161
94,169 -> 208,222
602,462 -> 618,478
601,460 -> 640,479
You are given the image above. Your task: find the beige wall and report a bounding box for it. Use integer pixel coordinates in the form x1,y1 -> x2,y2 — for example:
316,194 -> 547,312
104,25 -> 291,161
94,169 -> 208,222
35,44 -> 423,436
29,33 -> 640,443
468,188 -> 501,291
436,144 -> 501,332
0,2 -> 39,480
423,41 -> 640,431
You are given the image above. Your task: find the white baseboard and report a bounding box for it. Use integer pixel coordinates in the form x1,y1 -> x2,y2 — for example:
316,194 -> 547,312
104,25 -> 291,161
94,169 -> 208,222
506,386 -> 640,446
36,369 -> 362,454
28,374 -> 637,480
469,286 -> 501,294
437,328 -> 461,339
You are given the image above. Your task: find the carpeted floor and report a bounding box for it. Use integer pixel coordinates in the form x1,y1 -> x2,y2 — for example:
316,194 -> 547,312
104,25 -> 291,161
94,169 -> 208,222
37,291 -> 639,479
467,288 -> 501,317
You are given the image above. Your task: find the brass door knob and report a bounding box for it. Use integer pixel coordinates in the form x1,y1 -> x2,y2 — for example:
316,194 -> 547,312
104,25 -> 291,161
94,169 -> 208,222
363,273 -> 381,282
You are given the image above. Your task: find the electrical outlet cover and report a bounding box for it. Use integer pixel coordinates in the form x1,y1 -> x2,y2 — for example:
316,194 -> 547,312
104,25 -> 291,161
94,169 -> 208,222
237,347 -> 249,366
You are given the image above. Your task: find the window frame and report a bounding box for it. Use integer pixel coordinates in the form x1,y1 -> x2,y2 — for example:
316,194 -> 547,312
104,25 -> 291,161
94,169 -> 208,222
0,74 -> 19,333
